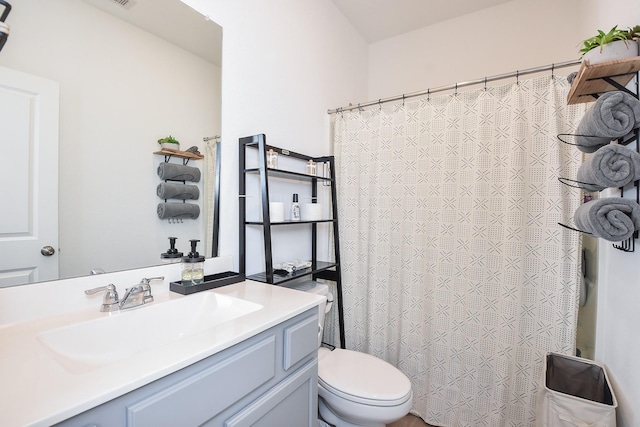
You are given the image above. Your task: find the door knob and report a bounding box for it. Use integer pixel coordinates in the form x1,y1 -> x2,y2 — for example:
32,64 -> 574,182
41,245 -> 55,256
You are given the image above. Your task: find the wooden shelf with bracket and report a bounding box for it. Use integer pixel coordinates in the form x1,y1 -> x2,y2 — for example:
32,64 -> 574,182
567,57 -> 640,105
153,148 -> 204,160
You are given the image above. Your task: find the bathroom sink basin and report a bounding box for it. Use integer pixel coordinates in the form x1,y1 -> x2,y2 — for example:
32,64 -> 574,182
38,292 -> 262,367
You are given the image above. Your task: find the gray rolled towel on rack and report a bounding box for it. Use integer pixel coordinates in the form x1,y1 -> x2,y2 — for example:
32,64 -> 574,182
157,183 -> 200,200
157,162 -> 201,182
574,197 -> 640,241
157,202 -> 200,220
577,144 -> 640,191
576,91 -> 640,153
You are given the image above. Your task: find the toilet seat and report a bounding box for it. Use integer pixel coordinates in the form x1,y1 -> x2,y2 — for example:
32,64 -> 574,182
318,348 -> 412,407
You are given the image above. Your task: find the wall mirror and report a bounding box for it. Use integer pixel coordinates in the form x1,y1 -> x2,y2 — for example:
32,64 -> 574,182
0,0 -> 222,286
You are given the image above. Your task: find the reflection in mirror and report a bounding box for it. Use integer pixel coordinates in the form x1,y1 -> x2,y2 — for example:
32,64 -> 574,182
0,0 -> 222,286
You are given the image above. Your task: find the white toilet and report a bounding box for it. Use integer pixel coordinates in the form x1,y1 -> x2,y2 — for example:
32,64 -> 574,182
286,281 -> 413,427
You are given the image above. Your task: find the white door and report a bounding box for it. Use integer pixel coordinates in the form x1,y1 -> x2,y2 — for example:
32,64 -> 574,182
0,66 -> 59,287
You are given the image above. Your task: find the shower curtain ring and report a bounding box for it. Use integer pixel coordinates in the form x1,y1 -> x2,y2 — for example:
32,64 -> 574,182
454,83 -> 458,95
516,70 -> 520,84
378,99 -> 382,111
551,63 -> 555,79
484,77 -> 487,90
402,94 -> 405,106
427,88 -> 430,101
358,103 -> 363,112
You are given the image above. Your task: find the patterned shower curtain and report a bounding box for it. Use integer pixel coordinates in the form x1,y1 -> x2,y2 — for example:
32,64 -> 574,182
329,75 -> 587,426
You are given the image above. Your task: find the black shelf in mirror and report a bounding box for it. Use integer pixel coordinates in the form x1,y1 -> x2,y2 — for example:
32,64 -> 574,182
245,219 -> 337,226
244,167 -> 333,183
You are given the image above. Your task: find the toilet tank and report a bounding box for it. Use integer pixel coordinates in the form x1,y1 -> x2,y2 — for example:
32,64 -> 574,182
282,281 -> 331,346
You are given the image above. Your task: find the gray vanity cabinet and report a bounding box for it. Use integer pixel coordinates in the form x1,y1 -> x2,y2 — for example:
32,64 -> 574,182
56,308 -> 319,427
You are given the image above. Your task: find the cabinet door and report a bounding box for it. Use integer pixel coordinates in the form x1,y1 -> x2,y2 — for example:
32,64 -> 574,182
223,360 -> 318,427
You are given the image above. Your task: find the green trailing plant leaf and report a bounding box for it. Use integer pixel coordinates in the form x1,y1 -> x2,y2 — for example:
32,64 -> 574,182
579,25 -> 632,57
158,135 -> 180,145
627,25 -> 640,39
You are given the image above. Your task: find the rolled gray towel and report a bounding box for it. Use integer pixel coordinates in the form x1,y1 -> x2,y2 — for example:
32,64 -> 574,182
576,91 -> 640,153
157,183 -> 200,200
157,202 -> 200,220
157,162 -> 201,182
577,144 -> 640,191
574,197 -> 640,241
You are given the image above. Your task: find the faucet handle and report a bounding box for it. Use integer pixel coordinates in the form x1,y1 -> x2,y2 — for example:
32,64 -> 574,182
139,276 -> 164,303
85,284 -> 119,312
140,276 -> 164,285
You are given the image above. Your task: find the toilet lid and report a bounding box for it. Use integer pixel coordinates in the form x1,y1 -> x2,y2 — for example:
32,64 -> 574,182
318,348 -> 411,406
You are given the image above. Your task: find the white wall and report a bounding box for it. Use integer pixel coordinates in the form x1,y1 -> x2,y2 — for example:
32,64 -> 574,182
182,0 -> 369,273
368,0 -> 586,99
0,0 -> 221,278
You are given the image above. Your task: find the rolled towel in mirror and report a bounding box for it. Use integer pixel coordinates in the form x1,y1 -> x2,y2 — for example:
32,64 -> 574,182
157,183 -> 200,200
577,144 -> 640,191
573,197 -> 640,241
576,91 -> 640,153
157,202 -> 200,220
157,162 -> 201,182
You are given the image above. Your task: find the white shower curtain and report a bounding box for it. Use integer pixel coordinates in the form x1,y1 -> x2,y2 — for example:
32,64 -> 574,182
330,75 -> 587,426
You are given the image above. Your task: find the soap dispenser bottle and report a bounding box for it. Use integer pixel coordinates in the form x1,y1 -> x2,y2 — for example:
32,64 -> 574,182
181,239 -> 205,286
161,237 -> 183,264
291,193 -> 301,221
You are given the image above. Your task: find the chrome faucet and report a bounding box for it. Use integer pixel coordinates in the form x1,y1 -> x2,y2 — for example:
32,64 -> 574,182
119,277 -> 164,310
85,277 -> 164,312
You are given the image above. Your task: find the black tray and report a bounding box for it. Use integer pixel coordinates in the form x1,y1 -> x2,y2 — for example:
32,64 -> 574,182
170,271 -> 245,295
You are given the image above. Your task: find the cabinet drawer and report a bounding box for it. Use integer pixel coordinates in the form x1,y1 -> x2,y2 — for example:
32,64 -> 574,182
126,335 -> 276,426
283,314 -> 318,370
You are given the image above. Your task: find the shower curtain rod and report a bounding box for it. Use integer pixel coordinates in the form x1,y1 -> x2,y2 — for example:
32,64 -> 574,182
327,59 -> 581,114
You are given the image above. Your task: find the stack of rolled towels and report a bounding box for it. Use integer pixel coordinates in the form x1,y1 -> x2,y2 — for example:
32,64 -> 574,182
571,90 -> 640,241
576,91 -> 640,153
157,162 -> 201,220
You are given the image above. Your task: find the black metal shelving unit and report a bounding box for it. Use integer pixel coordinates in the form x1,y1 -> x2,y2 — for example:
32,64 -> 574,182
239,133 -> 346,348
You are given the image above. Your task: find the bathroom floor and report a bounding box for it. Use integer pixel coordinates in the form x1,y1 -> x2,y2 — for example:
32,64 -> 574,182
387,414 -> 437,427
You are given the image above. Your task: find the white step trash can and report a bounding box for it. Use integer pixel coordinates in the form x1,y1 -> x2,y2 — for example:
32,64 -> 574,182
536,352 -> 617,427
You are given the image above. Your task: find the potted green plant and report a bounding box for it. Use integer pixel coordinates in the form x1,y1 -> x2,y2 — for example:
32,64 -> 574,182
580,25 -> 639,64
158,135 -> 180,151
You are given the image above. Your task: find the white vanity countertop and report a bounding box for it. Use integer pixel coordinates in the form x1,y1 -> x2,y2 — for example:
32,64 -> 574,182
0,280 -> 324,427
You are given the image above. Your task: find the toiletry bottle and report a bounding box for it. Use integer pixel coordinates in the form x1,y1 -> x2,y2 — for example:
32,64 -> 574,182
182,239 -> 205,286
305,160 -> 317,175
267,149 -> 278,169
161,237 -> 183,264
291,193 -> 301,221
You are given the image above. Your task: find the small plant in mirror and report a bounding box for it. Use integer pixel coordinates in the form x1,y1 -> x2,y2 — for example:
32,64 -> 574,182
158,135 -> 180,150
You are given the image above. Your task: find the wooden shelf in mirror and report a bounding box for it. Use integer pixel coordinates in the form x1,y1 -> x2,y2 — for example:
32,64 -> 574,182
154,148 -> 204,160
567,57 -> 640,105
